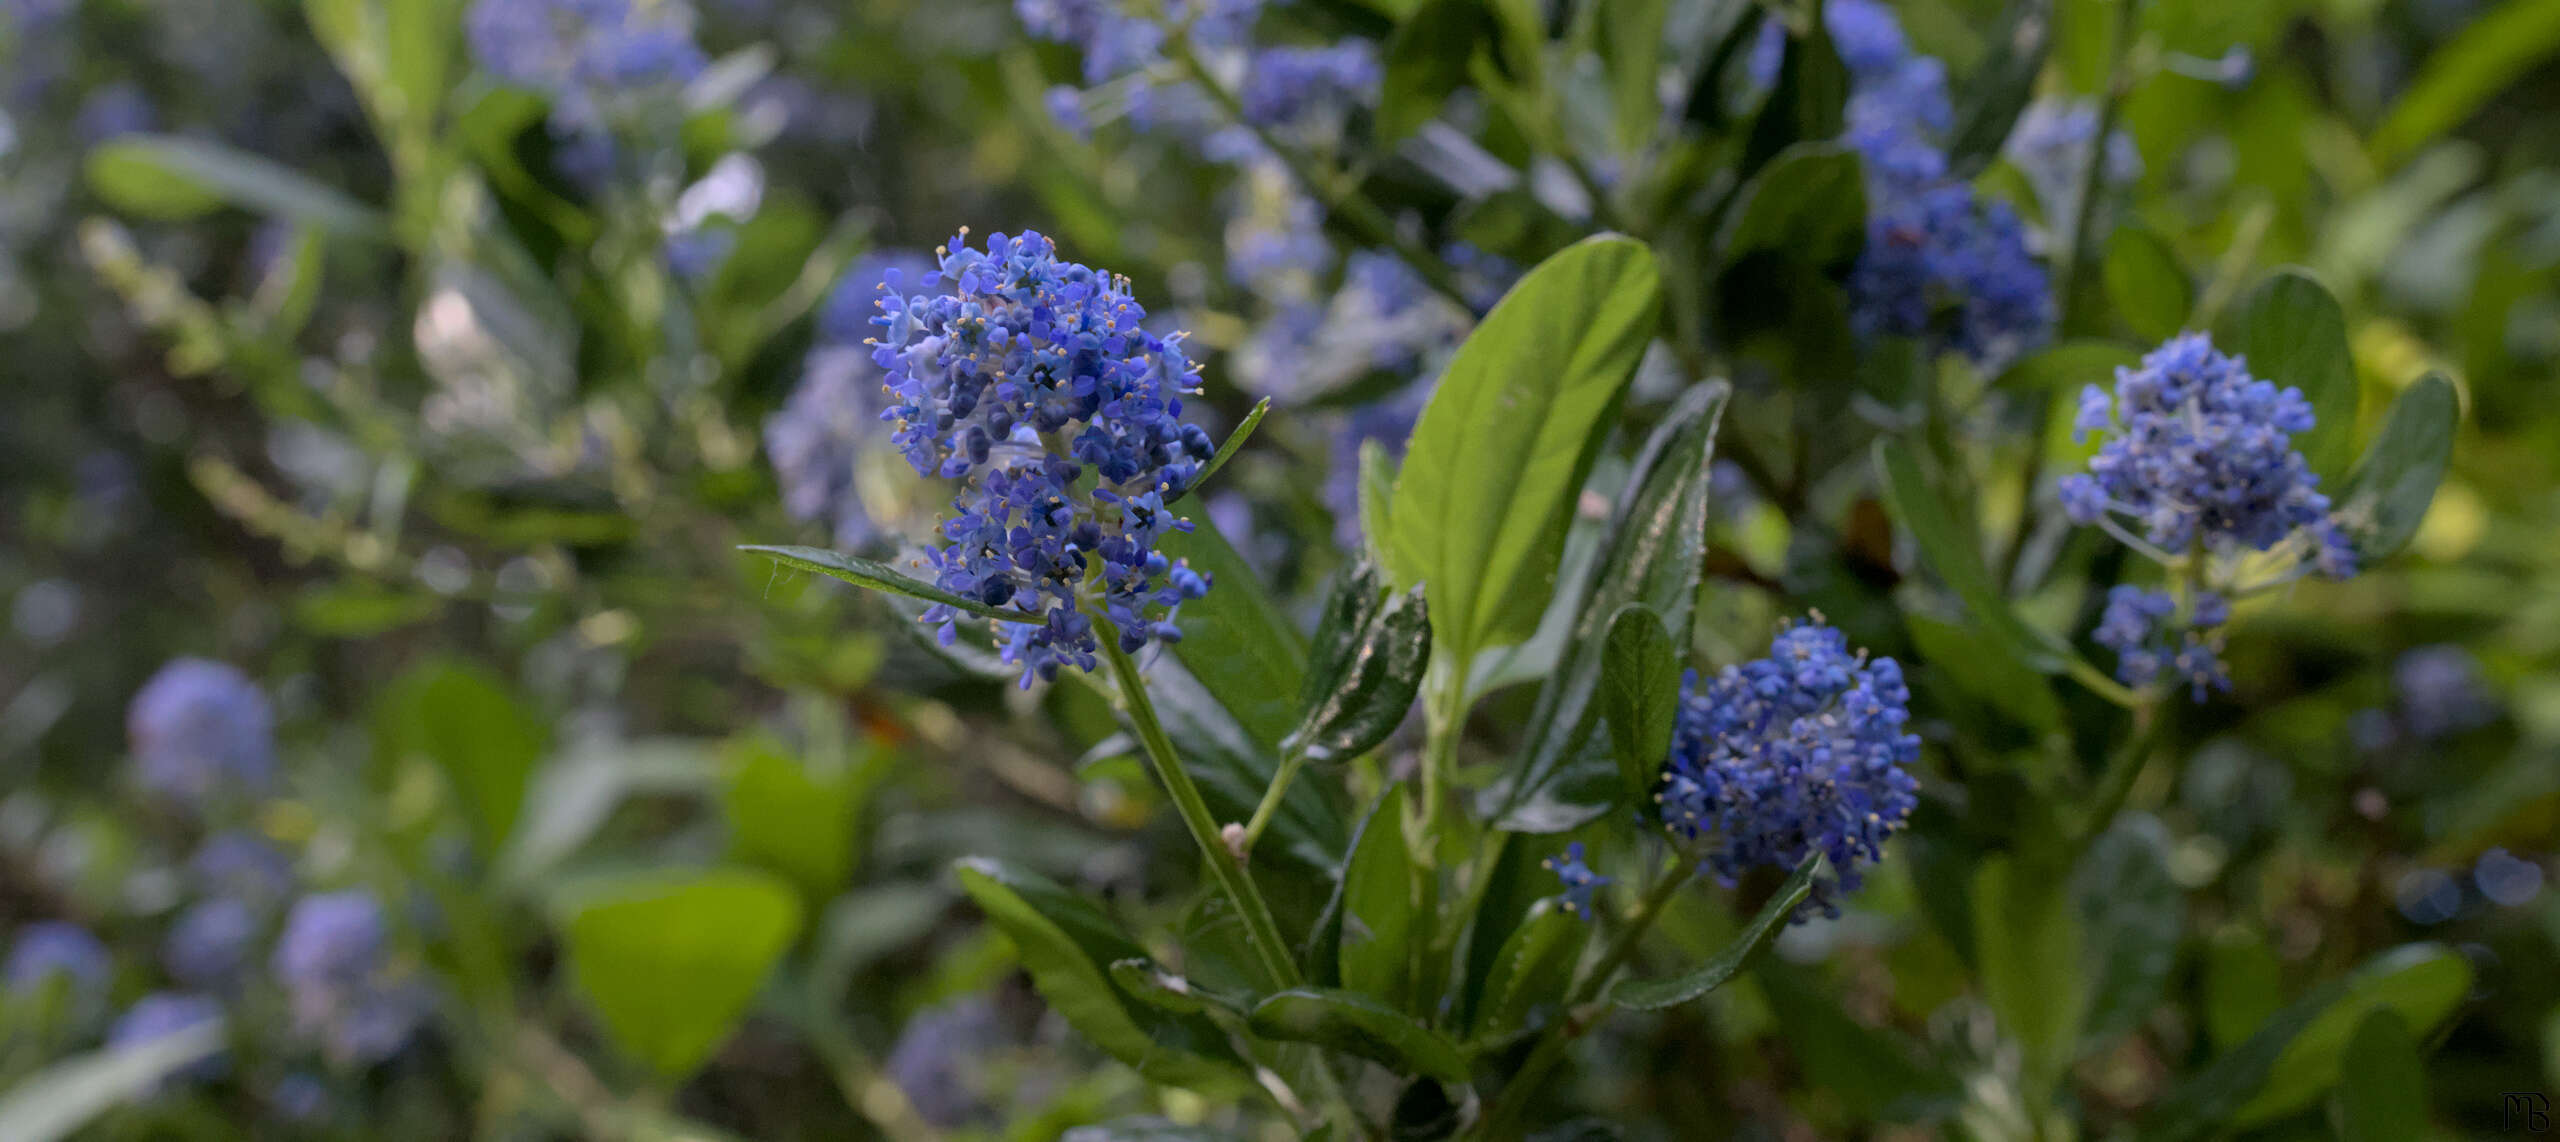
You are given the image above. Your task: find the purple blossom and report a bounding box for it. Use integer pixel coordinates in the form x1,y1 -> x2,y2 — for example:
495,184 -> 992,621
2393,644 -> 2496,740
273,893 -> 427,1066
127,658 -> 276,805
108,993 -> 227,1083
2474,848 -> 2544,908
1657,618 -> 1920,917
766,250 -> 940,549
2093,585 -> 2231,699
6,921 -> 110,996
164,898 -> 258,989
1239,43 -> 1379,126
1542,842 -> 1610,920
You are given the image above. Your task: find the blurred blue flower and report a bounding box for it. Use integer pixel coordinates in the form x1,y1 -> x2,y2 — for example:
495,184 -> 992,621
2393,867 -> 2461,925
74,82 -> 157,144
270,1072 -> 332,1122
1541,842 -> 1609,920
1657,617 -> 1920,917
1239,43 -> 1379,126
273,892 -> 427,1066
127,658 -> 276,804
108,992 -> 226,1081
2004,98 -> 2141,240
2059,332 -> 2355,576
164,898 -> 258,990
885,997 -> 1007,1127
2473,848 -> 2544,908
466,0 -> 707,182
765,251 -> 938,550
2393,644 -> 2496,740
1749,0 -> 1908,89
191,832 -> 295,905
871,230 -> 1216,684
2093,585 -> 2231,698
6,920 -> 110,996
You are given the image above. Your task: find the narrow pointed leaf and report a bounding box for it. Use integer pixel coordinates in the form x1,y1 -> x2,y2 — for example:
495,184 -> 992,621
1470,900 -> 1583,1037
740,545 -> 1016,621
1612,854 -> 1818,1009
0,1020 -> 227,1142
1286,585 -> 1430,764
1338,786 -> 1417,1007
1600,604 -> 1680,801
1247,987 -> 1470,1082
1873,438 -> 2065,673
1166,397 -> 1267,506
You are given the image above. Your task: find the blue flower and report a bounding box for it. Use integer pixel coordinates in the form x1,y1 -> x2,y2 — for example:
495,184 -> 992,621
886,998 -> 1008,1127
2393,644 -> 2496,741
108,993 -> 227,1082
1541,842 -> 1610,919
2058,332 -> 2354,576
74,82 -> 157,144
5,921 -> 110,997
1656,618 -> 1920,917
164,898 -> 258,990
870,230 -> 1218,685
767,251 -> 940,549
465,0 -> 706,182
1749,0 -> 1909,88
1239,43 -> 1380,126
2474,848 -> 2544,908
191,833 -> 295,905
128,658 -> 276,805
270,1073 -> 332,1122
2093,585 -> 2231,699
2004,98 -> 2142,240
273,893 -> 428,1066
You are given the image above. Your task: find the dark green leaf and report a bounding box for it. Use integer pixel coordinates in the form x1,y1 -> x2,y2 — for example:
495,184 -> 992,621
2102,225 -> 2192,343
1596,0 -> 1669,150
1287,586 -> 1431,764
1905,612 -> 2062,734
0,1019 -> 227,1142
1388,235 -> 1662,662
1163,516 -> 1312,749
957,859 -> 1249,1090
1612,854 -> 1818,1010
2222,269 -> 2357,481
1744,10 -> 1847,170
740,544 -> 1017,621
375,660 -> 547,861
1339,786 -> 1417,1008
1757,964 -> 1962,1121
1247,987 -> 1470,1082
1379,0 -> 1491,141
1108,958 -> 1253,1018
2333,1010 -> 2426,1142
1302,562 -> 1390,716
556,868 -> 804,1078
1470,900 -> 1582,1036
1717,143 -> 1867,269
1944,0 -> 2052,173
1974,855 -> 2085,1084
2370,0 -> 2560,165
2075,814 -> 2181,1047
2335,374 -> 2459,560
1167,398 -> 1267,506
1873,437 -> 2066,673
86,135 -> 387,238
1491,382 -> 1729,832
1600,605 -> 1680,802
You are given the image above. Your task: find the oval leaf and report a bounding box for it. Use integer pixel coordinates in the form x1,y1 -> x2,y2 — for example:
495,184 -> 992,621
1612,854 -> 1818,1010
1388,234 -> 1663,662
2221,269 -> 2357,481
2333,1010 -> 2426,1142
2335,373 -> 2458,560
1246,987 -> 1469,1083
556,867 -> 804,1078
1339,786 -> 1417,1008
0,1020 -> 227,1142
87,135 -> 386,238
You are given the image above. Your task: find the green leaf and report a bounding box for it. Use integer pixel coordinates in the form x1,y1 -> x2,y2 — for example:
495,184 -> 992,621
1758,963 -> 1963,1121
2075,814 -> 2181,1048
1167,398 -> 1267,506
740,544 -> 1021,621
2221,269 -> 2357,482
1108,959 -> 1253,1019
719,737 -> 868,903
557,868 -> 804,1078
1600,605 -> 1680,802
1379,0 -> 1491,141
1469,899 -> 1583,1037
1358,438 -> 1398,570
1745,9 -> 1848,169
375,660 -> 547,861
1286,586 -> 1431,764
2371,0 -> 2560,166
1491,382 -> 1729,832
1339,786 -> 1417,1008
1974,855 -> 2086,1086
956,859 -> 1248,1090
1163,517 -> 1312,749
1905,612 -> 2061,734
1943,0 -> 2051,173
2147,943 -> 2471,1139
86,136 -> 387,238
1993,339 -> 2142,392
1596,0 -> 1669,151
1718,143 -> 1867,269
2102,225 -> 2192,343
1388,234 -> 1663,663
2333,1010 -> 2426,1142
1873,437 -> 2065,673
1613,854 -> 1816,1010
1301,562 -> 1390,717
0,1019 -> 227,1142
2335,374 -> 2459,560
1246,987 -> 1470,1082
2204,930 -> 2284,1053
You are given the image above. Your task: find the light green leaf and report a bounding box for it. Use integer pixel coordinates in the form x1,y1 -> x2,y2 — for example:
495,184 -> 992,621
1613,854 -> 1816,1010
1358,438 -> 1398,571
375,660 -> 547,861
2335,374 -> 2459,560
557,868 -> 804,1078
2222,268 -> 2357,482
739,544 -> 1017,621
1339,786 -> 1417,1009
0,1020 -> 226,1142
2371,0 -> 2560,166
2102,225 -> 2192,343
1600,605 -> 1680,802
1994,339 -> 2142,393
1596,0 -> 1669,150
719,737 -> 869,903
1388,234 -> 1662,663
86,136 -> 387,238
2333,1010 -> 2426,1142
1976,856 -> 2086,1086
1246,987 -> 1470,1082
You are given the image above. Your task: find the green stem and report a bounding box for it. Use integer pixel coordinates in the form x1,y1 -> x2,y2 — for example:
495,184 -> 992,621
1238,745 -> 1310,855
1096,628 -> 1302,990
2063,655 -> 2145,709
1168,44 -> 1476,312
2078,702 -> 2163,849
1473,857 -> 1698,1138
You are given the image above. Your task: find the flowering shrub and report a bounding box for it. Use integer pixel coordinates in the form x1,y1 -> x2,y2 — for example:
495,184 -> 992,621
1,0 -> 2550,1138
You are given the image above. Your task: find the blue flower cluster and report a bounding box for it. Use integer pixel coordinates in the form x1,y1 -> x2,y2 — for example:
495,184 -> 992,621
1762,0 -> 2052,368
1657,618 -> 1920,917
2059,333 -> 2356,573
2393,644 -> 2497,740
870,230 -> 1217,684
1239,43 -> 1382,127
766,250 -> 939,549
1020,0 -> 1377,138
273,892 -> 429,1068
2005,98 -> 2142,245
2093,585 -> 2232,699
1541,842 -> 1610,919
108,992 -> 227,1081
466,0 -> 707,182
127,657 -> 276,805
6,921 -> 110,1000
